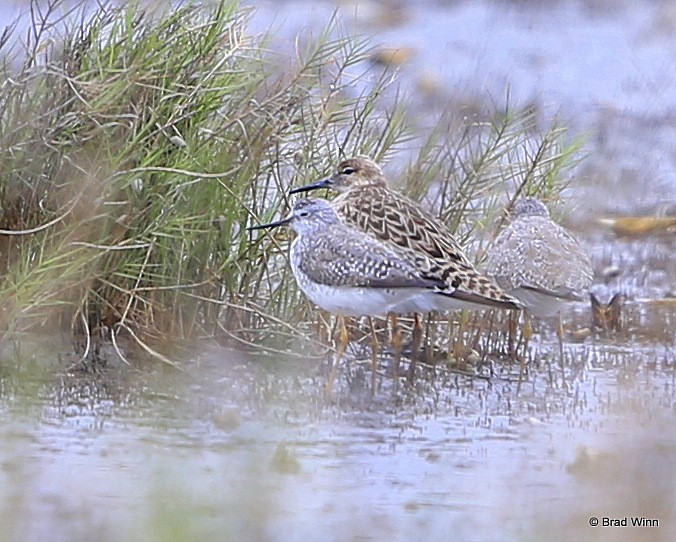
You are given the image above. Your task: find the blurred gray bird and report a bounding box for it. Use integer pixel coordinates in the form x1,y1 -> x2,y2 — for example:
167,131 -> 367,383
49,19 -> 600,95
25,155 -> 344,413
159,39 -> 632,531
487,197 -> 593,318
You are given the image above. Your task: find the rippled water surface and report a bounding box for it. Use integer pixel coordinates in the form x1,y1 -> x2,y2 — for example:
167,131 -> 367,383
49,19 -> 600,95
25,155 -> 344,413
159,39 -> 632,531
2,323 -> 674,541
1,1 -> 675,541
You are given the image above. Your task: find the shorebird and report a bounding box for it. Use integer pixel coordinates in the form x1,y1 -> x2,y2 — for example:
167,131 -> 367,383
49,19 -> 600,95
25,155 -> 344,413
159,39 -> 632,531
486,197 -> 593,355
289,157 -> 523,313
249,197 -> 447,393
289,156 -> 523,378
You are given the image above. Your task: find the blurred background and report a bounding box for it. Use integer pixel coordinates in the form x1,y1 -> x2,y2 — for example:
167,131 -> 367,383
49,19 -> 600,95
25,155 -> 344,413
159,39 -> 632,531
247,0 -> 675,211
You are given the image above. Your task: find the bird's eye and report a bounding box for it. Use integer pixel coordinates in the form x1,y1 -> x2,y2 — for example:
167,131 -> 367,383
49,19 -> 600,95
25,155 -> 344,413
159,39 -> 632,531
299,211 -> 309,217
342,167 -> 356,175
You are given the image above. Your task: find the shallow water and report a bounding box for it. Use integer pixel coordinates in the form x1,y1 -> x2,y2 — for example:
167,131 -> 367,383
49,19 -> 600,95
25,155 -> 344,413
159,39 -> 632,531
1,322 -> 675,542
1,1 -> 675,541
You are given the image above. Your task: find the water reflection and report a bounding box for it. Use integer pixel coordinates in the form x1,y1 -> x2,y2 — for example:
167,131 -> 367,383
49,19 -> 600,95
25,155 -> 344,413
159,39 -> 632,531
1,331 -> 674,542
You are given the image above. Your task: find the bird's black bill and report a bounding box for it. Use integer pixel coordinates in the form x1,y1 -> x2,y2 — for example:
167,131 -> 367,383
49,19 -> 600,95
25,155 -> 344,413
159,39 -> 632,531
288,177 -> 333,195
248,216 -> 292,231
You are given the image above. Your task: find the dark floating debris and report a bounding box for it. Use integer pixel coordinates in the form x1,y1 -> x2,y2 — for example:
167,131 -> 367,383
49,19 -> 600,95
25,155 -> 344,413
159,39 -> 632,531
590,293 -> 624,334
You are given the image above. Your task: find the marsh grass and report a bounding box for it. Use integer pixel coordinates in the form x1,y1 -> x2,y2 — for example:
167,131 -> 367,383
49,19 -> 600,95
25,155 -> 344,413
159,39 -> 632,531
0,0 -> 579,364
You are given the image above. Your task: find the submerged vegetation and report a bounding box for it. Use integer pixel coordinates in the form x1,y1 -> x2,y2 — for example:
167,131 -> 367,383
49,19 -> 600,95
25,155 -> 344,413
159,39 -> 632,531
0,0 -> 578,362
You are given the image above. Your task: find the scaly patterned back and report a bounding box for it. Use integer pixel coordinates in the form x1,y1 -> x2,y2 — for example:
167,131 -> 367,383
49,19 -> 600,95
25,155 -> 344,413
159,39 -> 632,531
487,201 -> 593,298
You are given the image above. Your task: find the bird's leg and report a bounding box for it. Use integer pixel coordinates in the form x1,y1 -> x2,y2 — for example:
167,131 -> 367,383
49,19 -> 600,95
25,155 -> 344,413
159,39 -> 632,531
516,312 -> 532,395
522,312 -> 533,354
389,313 -> 402,382
507,310 -> 518,360
368,316 -> 379,395
556,312 -> 565,358
317,315 -> 328,345
556,311 -> 564,366
556,312 -> 568,390
453,310 -> 469,365
424,312 -> 435,364
325,313 -> 349,396
408,313 -> 423,383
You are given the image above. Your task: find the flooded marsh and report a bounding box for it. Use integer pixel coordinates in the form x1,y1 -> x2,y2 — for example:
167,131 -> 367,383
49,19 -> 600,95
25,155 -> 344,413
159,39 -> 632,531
1,317 -> 674,541
1,1 -> 675,541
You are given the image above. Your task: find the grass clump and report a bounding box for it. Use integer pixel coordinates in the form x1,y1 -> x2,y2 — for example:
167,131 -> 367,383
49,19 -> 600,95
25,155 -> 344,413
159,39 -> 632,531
0,1 -> 580,362
0,0 -> 409,357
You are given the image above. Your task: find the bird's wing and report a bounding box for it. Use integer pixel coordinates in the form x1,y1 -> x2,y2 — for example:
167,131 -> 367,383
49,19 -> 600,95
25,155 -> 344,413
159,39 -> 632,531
435,288 -> 523,309
487,218 -> 592,294
335,188 -> 474,267
297,233 -> 446,290
519,285 -> 583,302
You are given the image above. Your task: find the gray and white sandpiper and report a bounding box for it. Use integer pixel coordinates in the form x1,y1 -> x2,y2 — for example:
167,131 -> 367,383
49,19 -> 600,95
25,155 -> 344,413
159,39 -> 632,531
250,197 -> 447,317
249,197 -> 447,392
486,197 -> 593,353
